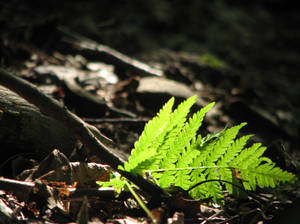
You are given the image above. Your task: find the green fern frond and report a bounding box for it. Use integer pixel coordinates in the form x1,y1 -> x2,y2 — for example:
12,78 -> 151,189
161,104 -> 213,166
105,96 -> 297,204
189,172 -> 205,195
125,96 -> 199,173
97,174 -> 126,196
230,143 -> 264,169
157,170 -> 176,188
157,96 -> 199,166
156,102 -> 214,187
124,97 -> 175,172
217,134 -> 253,166
191,124 -> 248,195
204,123 -> 246,166
241,162 -> 295,191
214,134 -> 253,193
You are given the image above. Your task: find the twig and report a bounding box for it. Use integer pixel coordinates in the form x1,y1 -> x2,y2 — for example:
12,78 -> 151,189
0,68 -> 169,200
84,117 -> 149,124
68,187 -> 116,200
0,177 -> 34,201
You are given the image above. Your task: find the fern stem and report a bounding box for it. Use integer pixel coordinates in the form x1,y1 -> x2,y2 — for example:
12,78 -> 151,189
124,180 -> 158,224
145,165 -> 235,173
187,179 -> 243,192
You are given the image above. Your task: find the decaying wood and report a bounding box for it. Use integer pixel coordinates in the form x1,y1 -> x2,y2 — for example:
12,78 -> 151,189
0,85 -> 113,160
0,68 -> 125,167
75,40 -> 164,77
0,85 -> 76,159
0,68 -> 169,200
59,26 -> 164,77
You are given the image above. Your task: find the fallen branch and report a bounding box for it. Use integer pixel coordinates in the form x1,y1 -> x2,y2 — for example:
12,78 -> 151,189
59,26 -> 163,77
0,68 -> 169,200
83,117 -> 149,124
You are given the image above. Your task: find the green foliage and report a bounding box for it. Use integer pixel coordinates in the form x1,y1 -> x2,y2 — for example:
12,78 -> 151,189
200,53 -> 228,69
101,96 -> 297,203
99,174 -> 125,196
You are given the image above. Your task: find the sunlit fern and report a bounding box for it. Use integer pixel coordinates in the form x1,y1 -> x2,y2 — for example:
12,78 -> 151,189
101,96 -> 297,203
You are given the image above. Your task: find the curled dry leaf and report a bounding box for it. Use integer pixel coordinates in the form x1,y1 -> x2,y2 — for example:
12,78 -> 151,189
71,162 -> 110,186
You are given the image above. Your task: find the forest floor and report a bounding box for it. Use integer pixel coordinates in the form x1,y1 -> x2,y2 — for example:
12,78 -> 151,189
1,1 -> 300,223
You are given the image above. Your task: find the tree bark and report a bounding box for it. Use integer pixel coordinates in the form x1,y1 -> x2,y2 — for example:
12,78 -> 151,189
0,85 -> 76,162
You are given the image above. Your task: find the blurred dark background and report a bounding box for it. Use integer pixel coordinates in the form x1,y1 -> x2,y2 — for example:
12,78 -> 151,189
1,0 -> 300,145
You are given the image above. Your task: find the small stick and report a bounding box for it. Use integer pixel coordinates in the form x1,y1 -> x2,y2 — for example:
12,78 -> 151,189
84,117 -> 149,124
